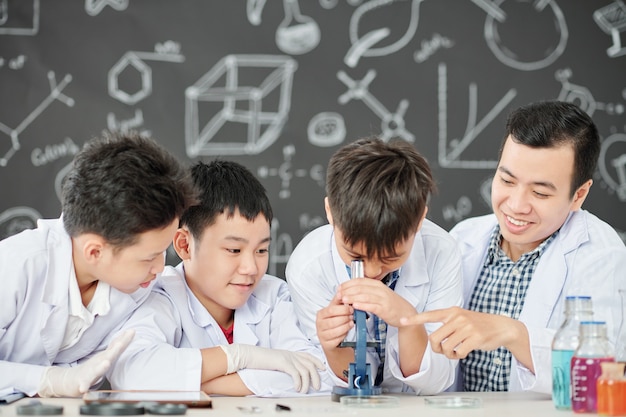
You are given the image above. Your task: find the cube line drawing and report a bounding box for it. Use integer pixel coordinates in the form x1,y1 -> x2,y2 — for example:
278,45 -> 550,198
185,54 -> 297,156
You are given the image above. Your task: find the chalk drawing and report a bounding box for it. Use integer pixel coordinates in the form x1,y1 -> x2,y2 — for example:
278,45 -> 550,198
307,112 -> 346,147
337,69 -> 414,142
556,68 -> 625,117
437,62 -> 516,169
593,0 -> 626,58
345,0 -> 423,67
276,0 -> 321,55
0,0 -> 38,36
85,0 -> 128,16
0,206 -> 41,240
482,0 -> 567,71
257,145 -> 325,199
185,54 -> 297,156
0,71 -> 74,167
108,44 -> 185,105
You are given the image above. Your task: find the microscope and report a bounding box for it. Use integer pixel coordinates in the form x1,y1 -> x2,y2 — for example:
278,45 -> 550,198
331,260 -> 383,402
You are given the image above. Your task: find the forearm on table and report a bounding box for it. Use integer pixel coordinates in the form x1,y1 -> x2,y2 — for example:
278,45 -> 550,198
200,346 -> 229,383
200,373 -> 253,396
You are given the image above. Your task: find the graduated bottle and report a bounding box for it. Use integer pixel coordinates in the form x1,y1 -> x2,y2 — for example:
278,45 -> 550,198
571,321 -> 614,413
615,289 -> 626,363
552,296 -> 593,409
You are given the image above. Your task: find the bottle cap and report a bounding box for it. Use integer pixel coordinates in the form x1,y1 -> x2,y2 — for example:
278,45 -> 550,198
565,296 -> 593,313
580,321 -> 608,337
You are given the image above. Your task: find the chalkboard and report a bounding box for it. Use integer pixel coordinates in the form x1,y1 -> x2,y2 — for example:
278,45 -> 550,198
1,0 -> 625,278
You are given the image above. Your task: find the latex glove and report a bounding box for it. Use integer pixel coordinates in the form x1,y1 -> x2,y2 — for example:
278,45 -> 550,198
38,330 -> 135,397
219,344 -> 324,394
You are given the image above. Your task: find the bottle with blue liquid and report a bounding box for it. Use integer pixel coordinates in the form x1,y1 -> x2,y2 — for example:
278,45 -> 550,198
551,296 -> 593,409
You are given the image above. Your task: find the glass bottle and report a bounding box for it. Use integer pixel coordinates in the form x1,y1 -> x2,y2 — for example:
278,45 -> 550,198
571,321 -> 615,413
552,296 -> 593,409
597,362 -> 626,416
615,289 -> 626,363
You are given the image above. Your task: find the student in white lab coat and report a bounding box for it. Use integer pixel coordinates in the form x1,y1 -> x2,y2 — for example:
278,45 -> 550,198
0,132 -> 198,398
286,137 -> 464,395
399,101 -> 626,393
108,160 -> 333,396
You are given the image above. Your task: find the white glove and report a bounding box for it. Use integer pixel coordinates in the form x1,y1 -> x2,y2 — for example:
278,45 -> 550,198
219,344 -> 324,394
38,329 -> 135,397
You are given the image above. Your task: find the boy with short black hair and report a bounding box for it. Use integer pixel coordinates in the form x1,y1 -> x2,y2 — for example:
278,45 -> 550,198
0,131 -> 198,397
109,160 -> 332,396
286,137 -> 463,394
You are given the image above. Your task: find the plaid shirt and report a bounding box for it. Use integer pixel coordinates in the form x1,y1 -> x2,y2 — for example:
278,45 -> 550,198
461,226 -> 556,391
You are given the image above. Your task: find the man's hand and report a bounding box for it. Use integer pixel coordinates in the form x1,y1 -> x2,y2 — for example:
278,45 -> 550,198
219,344 -> 325,394
38,330 -> 135,397
399,307 -> 530,367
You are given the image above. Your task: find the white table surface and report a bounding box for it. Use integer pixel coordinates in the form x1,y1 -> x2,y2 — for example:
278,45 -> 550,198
0,391 -> 582,417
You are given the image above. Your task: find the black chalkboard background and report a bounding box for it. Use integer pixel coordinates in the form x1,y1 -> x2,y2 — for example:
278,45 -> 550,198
1,0 -> 625,277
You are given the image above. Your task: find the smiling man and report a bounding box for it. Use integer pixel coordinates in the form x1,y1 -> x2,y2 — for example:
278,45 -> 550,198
399,101 -> 626,394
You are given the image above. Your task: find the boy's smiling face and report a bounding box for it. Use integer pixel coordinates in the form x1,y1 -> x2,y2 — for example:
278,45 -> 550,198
174,209 -> 270,324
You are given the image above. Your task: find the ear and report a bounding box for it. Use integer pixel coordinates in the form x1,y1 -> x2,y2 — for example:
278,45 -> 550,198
173,228 -> 192,260
571,179 -> 592,211
324,196 -> 334,226
81,234 -> 107,264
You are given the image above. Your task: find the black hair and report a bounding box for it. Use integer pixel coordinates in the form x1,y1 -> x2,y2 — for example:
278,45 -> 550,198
62,131 -> 198,248
180,160 -> 273,240
326,136 -> 435,259
501,100 -> 600,196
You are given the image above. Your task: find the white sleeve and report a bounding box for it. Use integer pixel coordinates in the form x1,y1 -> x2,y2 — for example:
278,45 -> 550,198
106,293 -> 202,391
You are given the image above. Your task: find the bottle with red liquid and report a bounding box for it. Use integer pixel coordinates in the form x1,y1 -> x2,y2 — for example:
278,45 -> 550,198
571,321 -> 614,413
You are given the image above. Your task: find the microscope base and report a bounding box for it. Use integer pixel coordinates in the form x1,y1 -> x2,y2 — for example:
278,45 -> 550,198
331,385 -> 383,402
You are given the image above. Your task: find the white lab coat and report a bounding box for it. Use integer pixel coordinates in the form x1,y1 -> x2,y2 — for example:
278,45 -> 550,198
286,220 -> 464,395
449,210 -> 626,393
108,264 -> 334,397
0,218 -> 151,396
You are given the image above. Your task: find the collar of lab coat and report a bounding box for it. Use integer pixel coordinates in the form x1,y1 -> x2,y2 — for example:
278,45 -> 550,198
169,263 -> 266,346
519,210 -> 589,326
459,211 -> 589,327
37,218 -> 149,362
232,290 -> 267,345
39,218 -> 74,307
